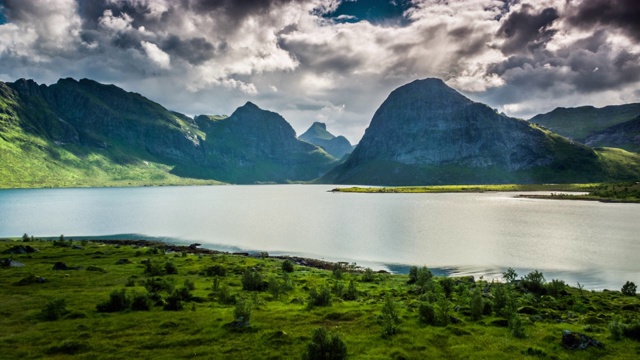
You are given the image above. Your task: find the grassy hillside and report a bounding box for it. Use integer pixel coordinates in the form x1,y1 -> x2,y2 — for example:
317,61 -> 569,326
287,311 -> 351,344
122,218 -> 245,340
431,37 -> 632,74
1,239 -> 639,359
0,122 -> 222,189
530,104 -> 640,141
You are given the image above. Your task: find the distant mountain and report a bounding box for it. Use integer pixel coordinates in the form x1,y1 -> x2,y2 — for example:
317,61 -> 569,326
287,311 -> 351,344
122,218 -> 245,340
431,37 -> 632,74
182,103 -> 336,183
584,115 -> 640,153
0,78 -> 335,187
323,79 -> 640,185
299,122 -> 353,159
530,103 -> 640,147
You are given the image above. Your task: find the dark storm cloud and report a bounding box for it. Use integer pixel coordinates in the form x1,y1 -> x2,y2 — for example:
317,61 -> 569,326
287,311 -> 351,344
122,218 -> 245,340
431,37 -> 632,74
183,0 -> 305,22
497,4 -> 559,55
162,36 -> 216,65
567,0 -> 640,41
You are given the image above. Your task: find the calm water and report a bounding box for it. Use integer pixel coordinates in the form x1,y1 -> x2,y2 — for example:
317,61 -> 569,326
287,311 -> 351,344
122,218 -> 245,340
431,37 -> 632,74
1,185 -> 638,290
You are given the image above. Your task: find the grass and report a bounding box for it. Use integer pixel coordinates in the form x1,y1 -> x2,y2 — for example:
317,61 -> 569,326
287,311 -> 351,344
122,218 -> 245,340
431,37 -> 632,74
332,183 -> 600,193
1,238 -> 640,359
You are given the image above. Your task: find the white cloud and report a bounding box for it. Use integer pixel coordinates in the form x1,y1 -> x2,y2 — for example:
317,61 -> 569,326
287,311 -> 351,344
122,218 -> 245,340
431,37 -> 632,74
140,41 -> 171,69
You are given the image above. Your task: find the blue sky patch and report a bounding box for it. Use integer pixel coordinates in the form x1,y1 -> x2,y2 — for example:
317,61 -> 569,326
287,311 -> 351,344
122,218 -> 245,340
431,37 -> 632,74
0,0 -> 7,25
322,0 -> 413,26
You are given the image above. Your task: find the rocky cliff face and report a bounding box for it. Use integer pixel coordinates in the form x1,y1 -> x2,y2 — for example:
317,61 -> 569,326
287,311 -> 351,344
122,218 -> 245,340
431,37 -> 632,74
179,102 -> 337,183
324,78 -> 620,185
299,122 -> 353,159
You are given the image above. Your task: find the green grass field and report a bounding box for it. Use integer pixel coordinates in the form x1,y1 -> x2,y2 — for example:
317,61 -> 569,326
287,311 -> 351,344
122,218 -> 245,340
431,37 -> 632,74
1,239 -> 639,359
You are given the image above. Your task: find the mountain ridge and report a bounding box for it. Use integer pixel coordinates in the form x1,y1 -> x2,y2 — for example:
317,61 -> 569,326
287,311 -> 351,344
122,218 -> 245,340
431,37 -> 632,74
298,122 -> 353,159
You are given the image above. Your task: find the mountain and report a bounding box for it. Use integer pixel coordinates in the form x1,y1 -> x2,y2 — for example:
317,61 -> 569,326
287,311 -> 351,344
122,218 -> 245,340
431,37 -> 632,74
584,115 -> 640,153
323,78 -> 640,185
0,78 -> 335,187
180,103 -> 336,183
299,122 -> 353,159
530,103 -> 640,146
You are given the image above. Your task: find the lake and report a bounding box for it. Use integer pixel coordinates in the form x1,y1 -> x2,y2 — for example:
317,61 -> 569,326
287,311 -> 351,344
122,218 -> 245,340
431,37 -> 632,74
1,185 -> 638,290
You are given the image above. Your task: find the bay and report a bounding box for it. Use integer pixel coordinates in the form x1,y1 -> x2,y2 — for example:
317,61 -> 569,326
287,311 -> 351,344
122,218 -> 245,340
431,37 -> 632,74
1,185 -> 638,290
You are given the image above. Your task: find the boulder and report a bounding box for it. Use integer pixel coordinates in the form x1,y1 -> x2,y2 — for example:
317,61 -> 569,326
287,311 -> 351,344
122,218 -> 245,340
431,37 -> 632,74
1,258 -> 25,267
561,330 -> 603,350
2,245 -> 38,254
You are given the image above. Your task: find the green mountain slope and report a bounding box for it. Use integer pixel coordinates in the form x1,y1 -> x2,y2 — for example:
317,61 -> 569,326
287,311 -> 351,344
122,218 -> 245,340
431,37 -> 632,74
0,79 -> 335,187
323,79 -> 640,186
583,115 -> 640,153
530,103 -> 640,142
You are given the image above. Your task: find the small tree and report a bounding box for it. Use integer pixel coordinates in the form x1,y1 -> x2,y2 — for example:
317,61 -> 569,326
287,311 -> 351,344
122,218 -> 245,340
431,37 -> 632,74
304,328 -> 347,360
41,298 -> 68,321
343,280 -> 358,301
268,275 -> 282,299
362,268 -> 375,282
97,289 -> 131,313
521,270 -> 546,295
509,314 -> 526,338
503,268 -> 517,283
440,277 -> 454,299
408,266 -> 418,284
381,294 -> 399,337
621,281 -> 637,296
436,297 -> 451,326
470,288 -> 484,321
233,297 -> 252,326
22,233 -> 30,242
282,259 -> 294,273
242,269 -> 265,291
308,286 -> 332,308
418,302 -> 436,325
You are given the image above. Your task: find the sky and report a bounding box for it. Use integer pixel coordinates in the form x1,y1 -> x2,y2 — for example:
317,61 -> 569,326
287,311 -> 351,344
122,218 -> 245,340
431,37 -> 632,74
0,0 -> 639,143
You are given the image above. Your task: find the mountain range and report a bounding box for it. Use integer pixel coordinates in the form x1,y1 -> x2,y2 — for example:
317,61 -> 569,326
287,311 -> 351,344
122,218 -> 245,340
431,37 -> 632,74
1,77 -> 639,187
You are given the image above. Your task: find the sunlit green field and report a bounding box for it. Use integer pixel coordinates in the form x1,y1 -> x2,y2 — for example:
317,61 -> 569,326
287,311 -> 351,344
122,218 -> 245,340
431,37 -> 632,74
1,239 -> 639,359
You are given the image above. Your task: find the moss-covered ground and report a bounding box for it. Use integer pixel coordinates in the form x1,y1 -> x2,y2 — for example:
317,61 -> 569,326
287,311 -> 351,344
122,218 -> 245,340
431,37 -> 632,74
1,239 -> 640,359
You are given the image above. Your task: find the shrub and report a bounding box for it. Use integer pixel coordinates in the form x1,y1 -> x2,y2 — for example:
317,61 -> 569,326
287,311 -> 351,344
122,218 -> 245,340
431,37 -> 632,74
436,298 -> 451,326
242,269 -> 266,291
381,294 -> 399,337
304,328 -> 347,360
509,314 -> 526,338
202,265 -> 226,277
343,280 -> 358,301
142,259 -> 165,276
408,266 -> 418,284
163,290 -> 185,311
440,278 -> 454,299
521,270 -> 546,295
415,267 -> 434,294
233,297 -> 252,325
333,281 -> 345,298
268,276 -> 283,299
609,317 -> 624,341
308,286 -> 332,308
218,284 -> 236,305
621,281 -> 637,296
164,261 -> 178,275
184,279 -> 195,291
470,289 -> 484,321
22,233 -> 30,242
493,284 -> 507,316
131,293 -> 152,311
362,268 -> 375,282
282,259 -> 294,273
332,267 -> 343,280
546,279 -> 566,297
418,302 -> 436,325
143,278 -> 174,294
97,289 -> 131,313
41,298 -> 68,321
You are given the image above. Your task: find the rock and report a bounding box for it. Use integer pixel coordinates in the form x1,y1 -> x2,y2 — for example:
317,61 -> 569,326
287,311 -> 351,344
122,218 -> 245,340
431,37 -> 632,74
115,258 -> 132,265
1,258 -> 25,267
561,330 -> 603,350
188,243 -> 201,250
52,262 -> 79,270
72,245 -> 83,250
2,245 -> 38,254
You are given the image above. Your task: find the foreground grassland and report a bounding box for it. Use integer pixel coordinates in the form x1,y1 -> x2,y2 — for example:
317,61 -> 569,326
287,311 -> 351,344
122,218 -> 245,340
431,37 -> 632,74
333,182 -> 640,203
1,239 -> 640,359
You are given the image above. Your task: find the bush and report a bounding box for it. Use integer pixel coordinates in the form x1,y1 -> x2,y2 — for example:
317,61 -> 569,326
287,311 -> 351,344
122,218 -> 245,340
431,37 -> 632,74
41,298 -> 68,321
609,317 -> 624,341
304,328 -> 347,360
268,276 -> 283,299
282,259 -> 294,273
202,265 -> 227,277
415,267 -> 434,294
218,284 -> 236,305
546,279 -> 566,297
131,293 -> 152,311
509,314 -> 526,338
408,266 -> 418,284
233,297 -> 252,325
184,279 -> 195,291
418,302 -> 436,325
332,267 -> 343,280
440,278 -> 454,299
621,281 -> 637,296
164,261 -> 178,275
143,278 -> 174,294
470,289 -> 484,321
343,280 -> 358,301
436,298 -> 451,326
242,269 -> 266,291
362,268 -> 375,282
163,290 -> 185,311
381,295 -> 399,337
521,270 -> 546,295
97,289 -> 131,313
493,284 -> 507,316
308,286 -> 332,308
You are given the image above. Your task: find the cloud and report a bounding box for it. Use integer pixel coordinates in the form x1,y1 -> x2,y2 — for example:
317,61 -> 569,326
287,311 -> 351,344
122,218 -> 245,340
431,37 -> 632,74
0,0 -> 639,142
140,41 -> 171,69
